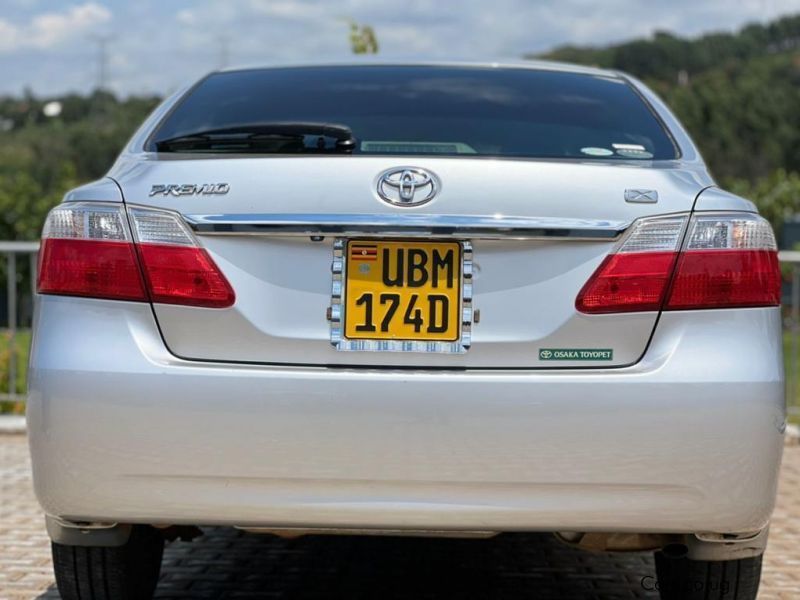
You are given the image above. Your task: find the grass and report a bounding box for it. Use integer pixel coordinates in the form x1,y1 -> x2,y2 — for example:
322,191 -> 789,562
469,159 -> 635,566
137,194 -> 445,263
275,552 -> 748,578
783,331 -> 800,423
1,328 -> 799,418
0,329 -> 30,415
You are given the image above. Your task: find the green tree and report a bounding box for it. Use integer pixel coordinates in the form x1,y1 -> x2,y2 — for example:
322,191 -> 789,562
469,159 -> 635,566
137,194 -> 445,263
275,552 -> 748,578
726,170 -> 800,244
537,14 -> 800,182
0,91 -> 159,240
349,21 -> 379,54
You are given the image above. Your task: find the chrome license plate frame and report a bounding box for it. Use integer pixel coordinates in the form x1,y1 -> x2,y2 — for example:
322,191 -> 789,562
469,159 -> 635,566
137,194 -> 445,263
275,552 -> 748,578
329,238 -> 473,353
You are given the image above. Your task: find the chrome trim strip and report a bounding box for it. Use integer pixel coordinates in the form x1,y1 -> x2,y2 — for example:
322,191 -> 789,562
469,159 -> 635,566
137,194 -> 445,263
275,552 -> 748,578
185,213 -> 627,240
329,239 -> 345,347
330,239 -> 473,354
460,241 -> 473,352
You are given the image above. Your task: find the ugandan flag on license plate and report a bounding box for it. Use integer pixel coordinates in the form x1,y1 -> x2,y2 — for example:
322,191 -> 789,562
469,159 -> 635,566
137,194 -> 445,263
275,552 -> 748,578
350,243 -> 378,261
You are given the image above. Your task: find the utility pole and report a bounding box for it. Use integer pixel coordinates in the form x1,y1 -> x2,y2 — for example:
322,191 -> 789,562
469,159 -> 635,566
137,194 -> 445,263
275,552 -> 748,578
217,35 -> 230,69
88,34 -> 112,91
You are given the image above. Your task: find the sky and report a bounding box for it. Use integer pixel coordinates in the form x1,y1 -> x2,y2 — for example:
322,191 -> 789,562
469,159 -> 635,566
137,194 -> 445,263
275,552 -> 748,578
1,0 -> 799,97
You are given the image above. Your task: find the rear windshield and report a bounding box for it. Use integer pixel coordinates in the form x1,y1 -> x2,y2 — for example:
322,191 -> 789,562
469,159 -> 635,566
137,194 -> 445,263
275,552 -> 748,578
148,65 -> 679,160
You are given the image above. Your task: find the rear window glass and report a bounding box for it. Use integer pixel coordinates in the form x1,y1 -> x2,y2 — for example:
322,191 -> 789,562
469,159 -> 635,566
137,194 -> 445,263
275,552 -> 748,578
148,65 -> 678,160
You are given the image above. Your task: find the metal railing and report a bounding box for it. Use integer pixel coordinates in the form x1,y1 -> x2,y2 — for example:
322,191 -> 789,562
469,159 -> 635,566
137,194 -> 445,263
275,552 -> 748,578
1,241 -> 39,402
1,243 -> 800,416
780,250 -> 800,418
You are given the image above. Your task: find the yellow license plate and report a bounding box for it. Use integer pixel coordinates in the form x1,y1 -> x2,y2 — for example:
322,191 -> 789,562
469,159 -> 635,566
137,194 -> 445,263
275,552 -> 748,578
344,240 -> 462,342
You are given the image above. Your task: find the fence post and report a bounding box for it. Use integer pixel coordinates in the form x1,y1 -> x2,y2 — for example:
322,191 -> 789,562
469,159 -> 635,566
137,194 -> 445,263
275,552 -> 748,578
6,252 -> 17,396
29,251 -> 37,300
792,266 -> 800,413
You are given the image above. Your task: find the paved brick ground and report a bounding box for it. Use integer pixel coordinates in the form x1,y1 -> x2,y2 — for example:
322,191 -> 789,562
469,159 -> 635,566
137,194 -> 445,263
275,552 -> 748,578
2,434 -> 798,599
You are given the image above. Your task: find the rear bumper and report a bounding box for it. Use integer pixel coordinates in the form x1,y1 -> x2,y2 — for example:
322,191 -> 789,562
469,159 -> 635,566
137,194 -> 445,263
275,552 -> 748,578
27,296 -> 785,534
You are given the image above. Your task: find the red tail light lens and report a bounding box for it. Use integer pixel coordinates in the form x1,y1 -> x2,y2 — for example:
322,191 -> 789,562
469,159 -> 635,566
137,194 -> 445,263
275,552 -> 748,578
37,238 -> 146,301
666,249 -> 780,309
575,251 -> 678,314
576,213 -> 781,314
37,202 -> 235,308
137,244 -> 235,308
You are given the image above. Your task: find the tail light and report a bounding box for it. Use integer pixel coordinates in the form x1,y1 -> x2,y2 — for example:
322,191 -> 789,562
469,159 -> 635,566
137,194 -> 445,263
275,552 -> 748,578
576,213 -> 780,314
127,206 -> 235,308
37,203 -> 147,301
575,216 -> 685,314
38,203 -> 234,308
665,214 -> 780,309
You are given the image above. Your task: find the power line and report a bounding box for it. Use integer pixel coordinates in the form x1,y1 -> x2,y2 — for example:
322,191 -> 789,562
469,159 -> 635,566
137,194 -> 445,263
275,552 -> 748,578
217,35 -> 230,69
87,34 -> 112,91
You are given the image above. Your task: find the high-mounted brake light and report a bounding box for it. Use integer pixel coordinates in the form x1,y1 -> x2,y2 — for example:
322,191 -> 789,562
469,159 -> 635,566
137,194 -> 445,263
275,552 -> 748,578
576,213 -> 780,314
37,203 -> 235,308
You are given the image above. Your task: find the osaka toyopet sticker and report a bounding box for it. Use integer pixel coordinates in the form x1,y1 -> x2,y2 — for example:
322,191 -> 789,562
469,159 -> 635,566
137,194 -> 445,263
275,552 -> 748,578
539,349 -> 614,361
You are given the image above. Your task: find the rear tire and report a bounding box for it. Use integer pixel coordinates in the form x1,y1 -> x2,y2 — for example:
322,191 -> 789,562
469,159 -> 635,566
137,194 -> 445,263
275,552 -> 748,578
653,544 -> 762,600
52,525 -> 164,600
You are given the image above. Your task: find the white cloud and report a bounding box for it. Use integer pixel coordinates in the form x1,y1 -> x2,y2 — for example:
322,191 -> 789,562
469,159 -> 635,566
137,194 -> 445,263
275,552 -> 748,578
175,9 -> 196,26
166,0 -> 800,63
0,2 -> 111,54
247,0 -> 327,20
2,0 -> 800,95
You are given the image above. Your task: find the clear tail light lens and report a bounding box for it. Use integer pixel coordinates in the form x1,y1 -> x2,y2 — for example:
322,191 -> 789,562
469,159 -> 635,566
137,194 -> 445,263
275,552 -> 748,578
576,213 -> 780,314
38,203 -> 235,308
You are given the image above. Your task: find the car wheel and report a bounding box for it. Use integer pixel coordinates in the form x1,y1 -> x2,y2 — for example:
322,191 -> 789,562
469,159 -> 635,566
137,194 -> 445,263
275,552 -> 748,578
653,544 -> 762,600
52,525 -> 164,600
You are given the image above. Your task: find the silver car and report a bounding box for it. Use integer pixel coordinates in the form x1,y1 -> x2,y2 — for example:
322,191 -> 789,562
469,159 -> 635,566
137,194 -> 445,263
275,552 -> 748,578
28,61 -> 784,600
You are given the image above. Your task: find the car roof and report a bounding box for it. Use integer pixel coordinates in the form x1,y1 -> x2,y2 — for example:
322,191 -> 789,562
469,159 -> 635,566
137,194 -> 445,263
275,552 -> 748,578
216,58 -> 621,80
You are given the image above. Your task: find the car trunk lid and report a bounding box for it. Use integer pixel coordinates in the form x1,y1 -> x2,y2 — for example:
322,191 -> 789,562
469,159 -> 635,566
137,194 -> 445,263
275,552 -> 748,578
114,156 -> 707,367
